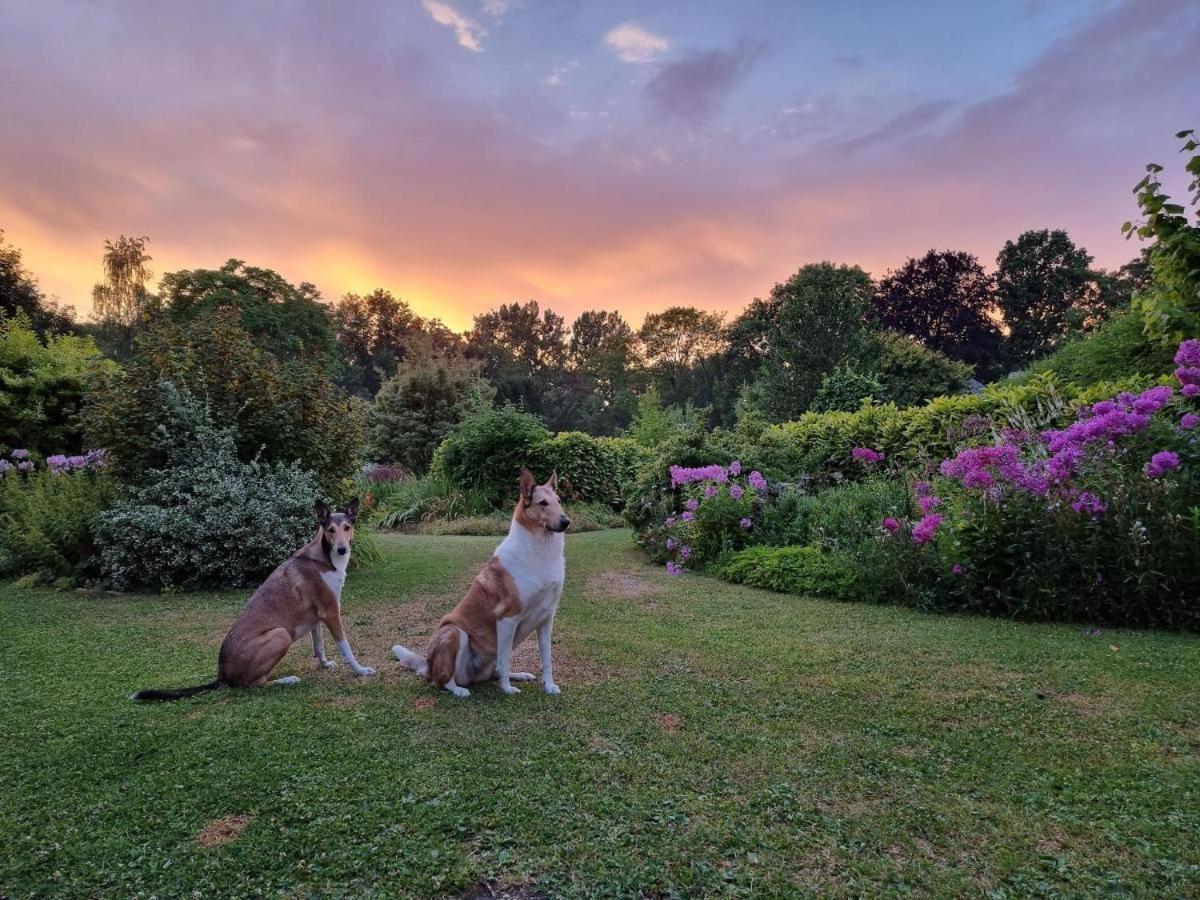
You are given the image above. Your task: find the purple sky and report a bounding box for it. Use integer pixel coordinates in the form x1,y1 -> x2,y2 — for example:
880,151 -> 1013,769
1,0 -> 1196,330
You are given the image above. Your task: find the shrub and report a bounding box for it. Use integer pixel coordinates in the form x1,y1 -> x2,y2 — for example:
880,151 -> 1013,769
431,404 -> 551,506
366,349 -> 492,472
92,413 -> 320,591
370,474 -> 492,529
810,368 -> 884,413
1026,308 -> 1175,385
0,451 -> 112,578
717,545 -> 857,598
871,330 -> 972,407
0,316 -> 116,456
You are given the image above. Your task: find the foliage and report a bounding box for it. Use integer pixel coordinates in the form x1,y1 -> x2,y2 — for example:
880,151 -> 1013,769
871,249 -> 1005,375
158,259 -> 337,362
92,413 -> 319,590
870,330 -> 972,407
0,229 -> 75,336
637,306 -> 726,404
365,345 -> 492,473
368,474 -> 492,529
996,229 -> 1095,365
1125,129 -> 1200,344
750,263 -> 875,421
0,453 -> 112,578
431,403 -> 552,506
1026,308 -> 1176,385
626,385 -> 674,447
334,289 -> 461,397
0,316 -> 116,456
84,308 -> 360,491
90,234 -> 157,358
717,545 -> 857,598
810,368 -> 885,412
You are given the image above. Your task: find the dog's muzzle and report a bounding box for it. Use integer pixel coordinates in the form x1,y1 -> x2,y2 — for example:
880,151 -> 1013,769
549,516 -> 571,533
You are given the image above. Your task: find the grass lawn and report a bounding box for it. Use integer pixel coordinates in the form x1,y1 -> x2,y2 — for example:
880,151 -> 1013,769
2,529 -> 1199,897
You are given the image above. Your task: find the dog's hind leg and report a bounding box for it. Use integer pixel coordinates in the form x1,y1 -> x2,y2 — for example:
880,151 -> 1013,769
271,675 -> 301,686
240,627 -> 296,687
392,644 -> 428,678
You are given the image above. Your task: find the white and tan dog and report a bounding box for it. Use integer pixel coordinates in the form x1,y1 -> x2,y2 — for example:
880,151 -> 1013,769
392,469 -> 569,698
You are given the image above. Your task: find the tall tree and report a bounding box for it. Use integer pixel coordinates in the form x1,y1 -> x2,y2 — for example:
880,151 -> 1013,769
0,229 -> 74,335
333,289 -> 460,396
752,262 -> 874,422
871,250 -> 1005,375
637,306 -> 726,408
996,229 -> 1094,365
569,310 -> 640,434
158,259 -> 336,362
91,234 -> 155,357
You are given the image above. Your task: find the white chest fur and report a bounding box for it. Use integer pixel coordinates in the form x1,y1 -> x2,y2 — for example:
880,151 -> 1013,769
495,525 -> 565,613
321,552 -> 350,603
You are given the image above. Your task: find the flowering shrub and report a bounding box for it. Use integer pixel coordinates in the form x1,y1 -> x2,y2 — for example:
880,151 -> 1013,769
0,449 -> 112,578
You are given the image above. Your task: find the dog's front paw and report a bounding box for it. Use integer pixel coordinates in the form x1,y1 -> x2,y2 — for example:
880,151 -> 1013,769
510,672 -> 536,682
318,659 -> 337,670
354,666 -> 376,677
499,682 -> 521,695
543,681 -> 561,695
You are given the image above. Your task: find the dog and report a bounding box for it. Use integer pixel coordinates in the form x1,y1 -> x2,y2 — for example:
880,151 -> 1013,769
131,499 -> 375,700
392,469 -> 569,698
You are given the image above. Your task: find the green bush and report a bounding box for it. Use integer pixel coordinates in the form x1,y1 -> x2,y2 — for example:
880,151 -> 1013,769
371,474 -> 492,529
92,411 -> 320,591
810,368 -> 884,412
1026,308 -> 1175,385
431,404 -> 551,506
0,316 -> 116,456
0,460 -> 113,579
871,330 -> 973,407
717,545 -> 857,598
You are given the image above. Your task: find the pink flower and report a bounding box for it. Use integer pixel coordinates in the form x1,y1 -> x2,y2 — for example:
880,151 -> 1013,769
665,538 -> 677,551
911,514 -> 942,545
666,562 -> 684,575
951,564 -> 964,575
851,447 -> 885,465
1181,413 -> 1200,430
882,517 -> 901,534
728,484 -> 744,500
1184,384 -> 1200,398
748,471 -> 767,490
704,485 -> 718,499
678,545 -> 691,559
685,499 -> 700,511
739,517 -> 752,529
664,516 -> 676,527
681,510 -> 695,522
914,481 -> 932,497
1145,450 -> 1181,478
1070,492 -> 1107,517
729,460 -> 742,476
918,495 -> 941,514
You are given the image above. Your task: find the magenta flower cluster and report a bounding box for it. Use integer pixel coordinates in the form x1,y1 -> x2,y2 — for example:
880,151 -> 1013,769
851,447 -> 885,465
1176,339 -> 1200,398
660,459 -> 764,573
911,513 -> 943,544
1,448 -> 108,477
1145,451 -> 1181,479
670,464 -> 730,486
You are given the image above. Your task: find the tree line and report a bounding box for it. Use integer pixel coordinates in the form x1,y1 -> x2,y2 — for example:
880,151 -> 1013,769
1,224 -> 1145,474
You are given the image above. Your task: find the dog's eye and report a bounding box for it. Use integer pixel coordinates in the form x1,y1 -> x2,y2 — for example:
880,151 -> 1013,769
343,524 -> 351,531
539,499 -> 548,506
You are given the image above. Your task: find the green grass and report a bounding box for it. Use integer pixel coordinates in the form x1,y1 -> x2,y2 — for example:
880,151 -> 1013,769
2,530 -> 1198,897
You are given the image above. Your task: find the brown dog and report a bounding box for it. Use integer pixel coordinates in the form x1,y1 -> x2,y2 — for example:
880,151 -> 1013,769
393,470 -> 569,698
131,499 -> 375,700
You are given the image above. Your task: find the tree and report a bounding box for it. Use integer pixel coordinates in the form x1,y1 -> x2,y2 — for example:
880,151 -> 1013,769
467,301 -> 585,431
753,262 -> 874,421
871,250 -> 1004,375
569,310 -> 640,435
0,229 -> 74,336
158,259 -> 336,362
995,229 -> 1094,365
636,306 -> 726,409
366,341 -> 492,472
869,330 -> 972,407
334,289 -> 461,397
0,316 -> 114,455
91,235 -> 156,358
84,306 -> 359,491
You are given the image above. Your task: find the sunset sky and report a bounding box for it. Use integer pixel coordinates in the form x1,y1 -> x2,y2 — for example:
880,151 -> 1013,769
1,0 -> 1197,332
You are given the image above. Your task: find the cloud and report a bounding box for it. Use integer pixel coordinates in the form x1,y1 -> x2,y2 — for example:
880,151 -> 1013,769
604,22 -> 669,63
645,41 -> 761,122
421,0 -> 486,51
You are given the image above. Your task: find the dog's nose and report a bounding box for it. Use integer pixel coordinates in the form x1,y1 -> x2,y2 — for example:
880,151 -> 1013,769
337,546 -> 348,556
559,516 -> 571,530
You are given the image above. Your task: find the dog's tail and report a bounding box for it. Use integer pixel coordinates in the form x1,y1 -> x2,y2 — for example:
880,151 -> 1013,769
130,679 -> 223,702
392,644 -> 428,678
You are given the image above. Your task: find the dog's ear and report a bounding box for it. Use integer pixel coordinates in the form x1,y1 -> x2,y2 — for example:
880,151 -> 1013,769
546,470 -> 558,492
519,468 -> 536,505
344,497 -> 360,523
314,499 -> 332,526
